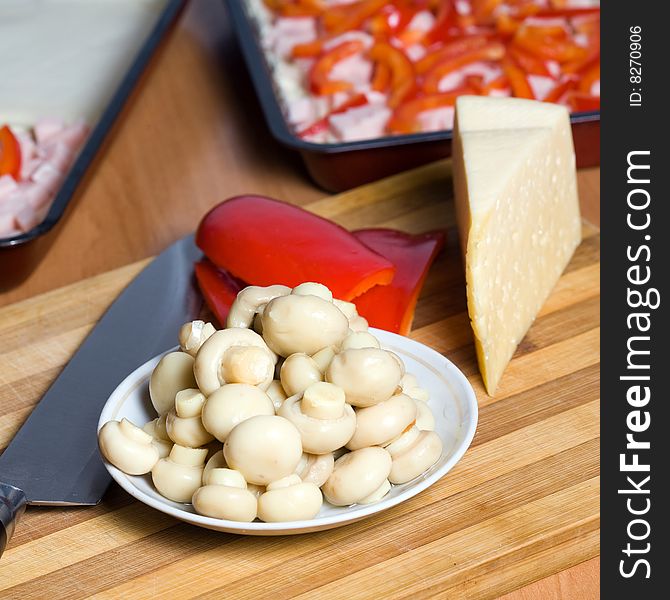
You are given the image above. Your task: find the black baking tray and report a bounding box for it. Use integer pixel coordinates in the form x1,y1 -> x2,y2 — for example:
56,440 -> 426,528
0,0 -> 186,292
225,0 -> 600,193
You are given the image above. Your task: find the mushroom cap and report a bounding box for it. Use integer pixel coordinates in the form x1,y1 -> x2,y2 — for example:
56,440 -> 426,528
358,479 -> 391,504
414,399 -> 436,431
224,415 -> 303,485
165,409 -> 215,448
291,282 -> 333,302
98,419 -> 159,475
194,328 -> 276,396
201,383 -> 275,442
265,380 -> 288,411
310,345 -> 337,374
386,427 -> 443,484
151,445 -> 207,503
326,348 -> 403,407
179,320 -> 216,357
346,393 -> 417,450
340,331 -> 380,351
278,390 -> 356,454
280,353 -> 323,397
227,285 -> 292,329
192,473 -> 258,522
149,352 -> 197,415
294,452 -> 335,488
261,294 -> 349,357
257,475 -> 323,522
322,447 -> 392,506
193,485 -> 258,521
203,449 -> 227,484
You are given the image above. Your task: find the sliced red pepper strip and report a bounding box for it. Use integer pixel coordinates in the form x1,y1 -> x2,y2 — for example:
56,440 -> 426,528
513,27 -> 588,63
297,94 -> 369,138
309,40 -> 365,96
324,0 -> 389,34
543,76 -> 577,103
423,0 -> 458,45
501,56 -> 534,99
368,42 -> 416,107
567,91 -> 600,112
578,62 -> 600,93
480,74 -> 509,94
194,258 -> 245,327
352,229 -> 445,335
416,35 -> 492,75
508,46 -> 552,77
388,87 -> 474,134
196,195 -> 396,301
422,42 -> 505,94
0,125 -> 22,180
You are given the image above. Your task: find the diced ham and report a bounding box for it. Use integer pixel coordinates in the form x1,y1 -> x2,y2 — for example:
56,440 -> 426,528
269,17 -> 317,58
407,10 -> 436,33
14,202 -> 43,232
43,141 -> 75,173
329,53 -> 373,90
0,213 -> 19,237
34,117 -> 66,145
324,31 -> 374,51
49,121 -> 90,151
24,182 -> 54,210
31,163 -> 63,192
438,62 -> 504,92
286,96 -> 320,126
0,175 -> 18,202
329,103 -> 391,141
417,106 -> 455,132
528,75 -> 557,101
406,44 -> 427,62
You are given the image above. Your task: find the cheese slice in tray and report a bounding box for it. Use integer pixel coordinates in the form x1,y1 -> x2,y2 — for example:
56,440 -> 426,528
452,96 -> 582,396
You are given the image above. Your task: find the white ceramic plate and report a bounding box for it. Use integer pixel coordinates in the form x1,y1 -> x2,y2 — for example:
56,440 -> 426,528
97,328 -> 478,535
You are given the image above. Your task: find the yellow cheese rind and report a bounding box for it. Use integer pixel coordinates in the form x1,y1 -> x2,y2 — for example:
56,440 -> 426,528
453,97 -> 582,395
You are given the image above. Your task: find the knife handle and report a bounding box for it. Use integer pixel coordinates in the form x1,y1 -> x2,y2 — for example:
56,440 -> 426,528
0,482 -> 27,558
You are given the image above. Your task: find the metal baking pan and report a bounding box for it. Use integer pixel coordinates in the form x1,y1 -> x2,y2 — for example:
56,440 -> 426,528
0,0 -> 186,292
225,0 -> 600,193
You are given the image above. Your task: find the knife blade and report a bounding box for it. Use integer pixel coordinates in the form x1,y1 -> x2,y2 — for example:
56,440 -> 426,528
0,235 -> 202,556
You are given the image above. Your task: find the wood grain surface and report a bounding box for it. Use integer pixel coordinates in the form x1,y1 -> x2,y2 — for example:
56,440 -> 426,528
0,0 -> 600,596
0,159 -> 599,598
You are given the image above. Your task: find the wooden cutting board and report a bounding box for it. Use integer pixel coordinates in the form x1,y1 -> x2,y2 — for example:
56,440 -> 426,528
0,160 -> 599,599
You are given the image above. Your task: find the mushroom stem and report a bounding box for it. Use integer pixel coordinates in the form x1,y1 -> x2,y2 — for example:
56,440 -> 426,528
300,382 -> 345,419
204,468 -> 247,488
169,444 -> 208,467
119,417 -> 153,444
179,320 -> 216,356
175,389 -> 206,418
220,346 -> 274,386
291,282 -> 333,302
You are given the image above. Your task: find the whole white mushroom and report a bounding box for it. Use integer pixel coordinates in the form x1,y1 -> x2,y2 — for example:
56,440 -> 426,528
194,328 -> 276,395
224,415 -> 303,485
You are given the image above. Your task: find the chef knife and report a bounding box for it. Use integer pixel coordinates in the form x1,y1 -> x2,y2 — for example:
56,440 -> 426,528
0,235 -> 202,557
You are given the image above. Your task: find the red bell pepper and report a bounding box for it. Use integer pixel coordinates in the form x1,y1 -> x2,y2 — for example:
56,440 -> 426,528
578,62 -> 600,94
309,40 -> 365,96
196,195 -> 396,301
352,229 -> 445,335
416,35 -> 492,75
0,125 -> 22,180
368,42 -> 416,107
194,258 -> 245,326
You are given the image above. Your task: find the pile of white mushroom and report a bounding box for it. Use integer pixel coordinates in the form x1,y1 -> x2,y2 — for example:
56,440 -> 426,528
98,282 -> 443,523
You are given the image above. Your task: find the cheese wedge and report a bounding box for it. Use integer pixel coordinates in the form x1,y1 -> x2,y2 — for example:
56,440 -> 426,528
452,96 -> 582,395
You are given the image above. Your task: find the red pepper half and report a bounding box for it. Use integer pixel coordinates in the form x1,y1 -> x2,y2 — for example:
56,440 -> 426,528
0,125 -> 22,180
353,229 -> 445,335
194,258 -> 245,326
196,195 -> 396,301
